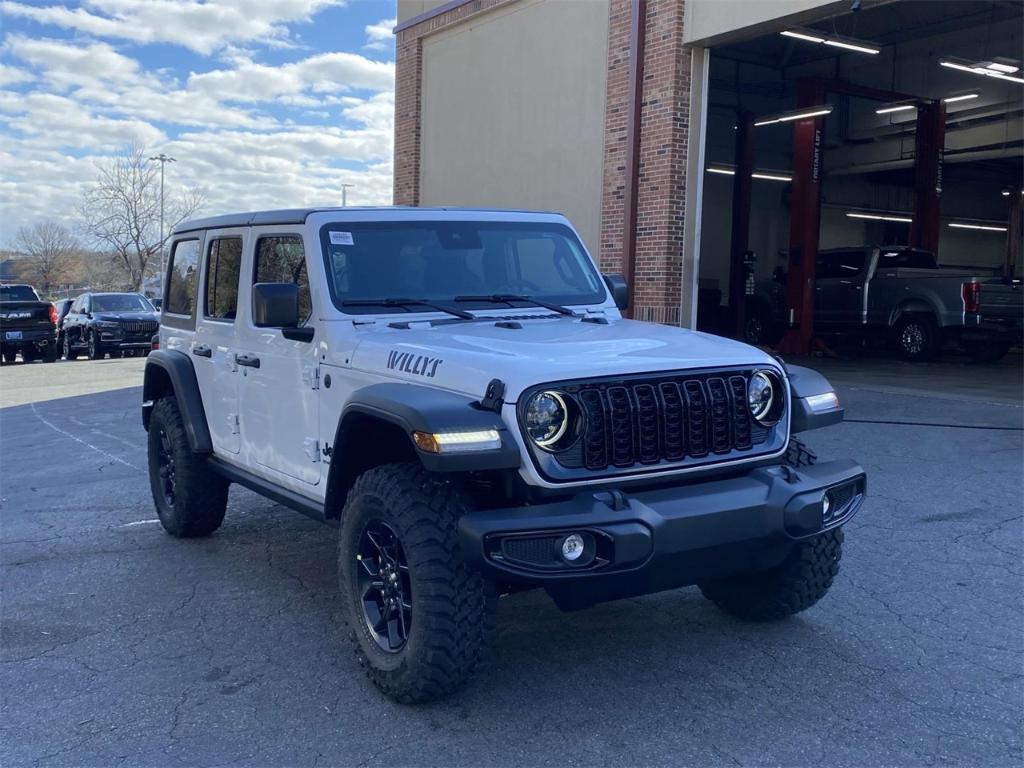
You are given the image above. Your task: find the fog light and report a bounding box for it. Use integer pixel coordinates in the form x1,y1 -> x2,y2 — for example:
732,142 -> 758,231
561,533 -> 585,562
822,494 -> 832,518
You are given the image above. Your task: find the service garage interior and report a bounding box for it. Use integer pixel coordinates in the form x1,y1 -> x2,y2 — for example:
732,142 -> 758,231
694,0 -> 1022,360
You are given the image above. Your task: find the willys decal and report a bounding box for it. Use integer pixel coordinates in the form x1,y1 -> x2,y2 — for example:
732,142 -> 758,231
387,350 -> 443,378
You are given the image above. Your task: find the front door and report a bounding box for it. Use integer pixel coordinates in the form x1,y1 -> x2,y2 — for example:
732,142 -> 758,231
192,229 -> 245,455
237,231 -> 320,485
815,249 -> 868,328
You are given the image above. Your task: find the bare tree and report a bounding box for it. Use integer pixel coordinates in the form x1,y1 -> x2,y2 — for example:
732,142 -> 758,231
80,141 -> 204,291
13,222 -> 81,293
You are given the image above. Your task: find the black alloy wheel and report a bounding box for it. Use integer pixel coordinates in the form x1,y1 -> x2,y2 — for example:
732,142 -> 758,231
355,520 -> 412,653
156,427 -> 177,508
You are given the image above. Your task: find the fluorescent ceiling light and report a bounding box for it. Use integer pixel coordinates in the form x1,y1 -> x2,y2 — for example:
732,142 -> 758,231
982,58 -> 1020,74
943,91 -> 979,104
780,28 -> 880,55
876,101 -> 917,114
949,222 -> 1007,232
754,105 -> 834,127
940,57 -> 1024,85
846,212 -> 913,223
705,167 -> 793,182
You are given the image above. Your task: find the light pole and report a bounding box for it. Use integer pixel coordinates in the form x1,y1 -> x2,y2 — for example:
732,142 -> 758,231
341,183 -> 354,207
149,153 -> 176,296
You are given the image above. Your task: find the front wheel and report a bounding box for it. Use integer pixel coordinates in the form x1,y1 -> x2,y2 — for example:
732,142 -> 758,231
698,438 -> 844,620
147,397 -> 229,537
63,334 -> 79,360
338,463 -> 494,703
87,331 -> 103,360
894,314 -> 939,361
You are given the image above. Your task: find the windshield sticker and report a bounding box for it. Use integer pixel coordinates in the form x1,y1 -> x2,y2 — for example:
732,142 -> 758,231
330,231 -> 354,246
387,350 -> 443,378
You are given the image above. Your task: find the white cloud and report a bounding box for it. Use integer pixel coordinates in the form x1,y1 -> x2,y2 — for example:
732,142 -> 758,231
364,17 -> 396,52
0,64 -> 35,87
0,0 -> 347,55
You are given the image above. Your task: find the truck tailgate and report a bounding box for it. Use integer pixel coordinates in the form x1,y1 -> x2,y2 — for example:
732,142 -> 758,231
980,282 -> 1023,320
0,302 -> 53,332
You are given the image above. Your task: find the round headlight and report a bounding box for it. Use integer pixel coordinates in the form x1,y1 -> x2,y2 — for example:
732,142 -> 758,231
525,391 -> 568,448
748,371 -> 776,423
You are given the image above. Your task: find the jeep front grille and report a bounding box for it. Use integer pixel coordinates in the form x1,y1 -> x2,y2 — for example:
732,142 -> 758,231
521,369 -> 783,480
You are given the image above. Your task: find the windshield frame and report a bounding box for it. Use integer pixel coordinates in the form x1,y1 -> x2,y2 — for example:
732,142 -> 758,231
318,220 -> 607,316
91,293 -> 155,313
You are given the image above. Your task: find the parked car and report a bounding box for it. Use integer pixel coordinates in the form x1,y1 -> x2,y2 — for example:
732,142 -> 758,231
0,284 -> 58,363
53,298 -> 74,354
62,292 -> 159,360
143,207 -> 865,703
745,246 -> 1023,361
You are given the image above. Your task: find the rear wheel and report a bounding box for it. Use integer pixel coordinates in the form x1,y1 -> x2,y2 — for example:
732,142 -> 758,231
147,397 -> 229,537
894,314 -> 939,361
698,439 -> 844,621
338,463 -> 494,703
42,344 -> 58,363
21,348 -> 39,363
1,349 -> 15,364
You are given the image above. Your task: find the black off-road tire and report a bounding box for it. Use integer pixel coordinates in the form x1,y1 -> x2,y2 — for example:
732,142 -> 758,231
87,331 -> 103,360
338,463 -> 495,704
147,397 -> 229,538
894,314 -> 939,362
698,438 -> 844,621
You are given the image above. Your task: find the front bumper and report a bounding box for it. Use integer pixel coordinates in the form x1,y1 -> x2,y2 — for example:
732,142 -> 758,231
99,332 -> 153,349
460,457 -> 865,609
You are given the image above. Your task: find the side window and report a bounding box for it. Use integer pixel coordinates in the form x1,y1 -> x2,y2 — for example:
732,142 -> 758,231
167,239 -> 201,316
204,238 -> 242,321
817,251 -> 866,279
255,236 -> 311,324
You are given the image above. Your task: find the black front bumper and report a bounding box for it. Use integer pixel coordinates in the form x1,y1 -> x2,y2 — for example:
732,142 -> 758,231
460,458 -> 865,610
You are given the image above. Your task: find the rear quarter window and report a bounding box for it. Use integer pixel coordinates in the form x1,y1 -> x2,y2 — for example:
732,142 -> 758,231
167,239 -> 201,316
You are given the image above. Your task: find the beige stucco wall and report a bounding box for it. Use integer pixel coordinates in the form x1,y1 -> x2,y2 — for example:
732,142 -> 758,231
397,0 -> 451,25
683,0 -> 851,45
418,0 -> 610,255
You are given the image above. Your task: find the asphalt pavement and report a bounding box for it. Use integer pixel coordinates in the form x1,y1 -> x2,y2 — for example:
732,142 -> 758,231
1,358 -> 1022,767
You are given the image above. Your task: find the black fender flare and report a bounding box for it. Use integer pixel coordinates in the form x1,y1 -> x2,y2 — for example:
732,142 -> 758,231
323,382 -> 521,517
786,364 -> 844,433
142,349 -> 213,453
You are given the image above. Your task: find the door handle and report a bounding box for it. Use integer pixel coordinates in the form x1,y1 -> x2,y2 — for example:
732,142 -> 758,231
192,345 -> 212,358
235,353 -> 260,369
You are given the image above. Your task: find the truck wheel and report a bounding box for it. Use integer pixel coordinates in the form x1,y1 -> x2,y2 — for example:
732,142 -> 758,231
338,463 -> 495,703
63,334 -> 79,360
0,348 -> 14,364
147,397 -> 229,538
698,438 -> 844,621
42,344 -> 58,363
21,348 -> 38,363
87,331 -> 103,360
894,314 -> 939,361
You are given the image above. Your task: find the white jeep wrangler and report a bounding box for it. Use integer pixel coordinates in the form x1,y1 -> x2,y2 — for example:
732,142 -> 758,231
143,207 -> 865,703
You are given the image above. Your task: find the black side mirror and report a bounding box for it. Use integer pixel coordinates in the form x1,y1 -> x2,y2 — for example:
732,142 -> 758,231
253,282 -> 299,327
603,273 -> 629,311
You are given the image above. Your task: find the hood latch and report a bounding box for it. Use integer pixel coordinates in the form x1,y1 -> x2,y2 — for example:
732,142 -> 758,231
476,378 -> 506,413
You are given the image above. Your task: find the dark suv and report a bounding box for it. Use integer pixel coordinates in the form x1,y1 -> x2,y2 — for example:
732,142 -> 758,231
62,292 -> 159,360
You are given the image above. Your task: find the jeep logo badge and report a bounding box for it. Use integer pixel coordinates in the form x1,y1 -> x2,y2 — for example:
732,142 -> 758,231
387,350 -> 443,378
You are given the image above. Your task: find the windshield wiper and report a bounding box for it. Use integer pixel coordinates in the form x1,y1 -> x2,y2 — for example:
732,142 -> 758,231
341,298 -> 475,321
453,294 -> 577,317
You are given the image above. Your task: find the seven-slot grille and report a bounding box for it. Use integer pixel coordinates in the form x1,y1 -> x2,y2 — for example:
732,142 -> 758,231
119,320 -> 158,335
552,371 -> 774,472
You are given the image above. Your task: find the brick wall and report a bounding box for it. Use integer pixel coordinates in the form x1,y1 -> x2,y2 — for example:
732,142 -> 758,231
600,0 -> 691,326
393,0 -> 513,205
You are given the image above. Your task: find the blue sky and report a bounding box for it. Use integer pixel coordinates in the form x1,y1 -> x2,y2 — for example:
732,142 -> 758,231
0,0 -> 397,242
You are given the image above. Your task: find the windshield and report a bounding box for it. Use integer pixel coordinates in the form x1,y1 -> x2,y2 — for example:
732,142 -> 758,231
92,294 -> 153,313
0,285 -> 39,302
319,221 -> 606,314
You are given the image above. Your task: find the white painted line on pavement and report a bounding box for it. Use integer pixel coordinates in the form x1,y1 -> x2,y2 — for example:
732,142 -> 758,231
29,402 -> 142,472
121,519 -> 160,527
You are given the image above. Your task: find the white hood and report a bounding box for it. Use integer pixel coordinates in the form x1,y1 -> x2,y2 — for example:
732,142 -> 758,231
346,315 -> 778,402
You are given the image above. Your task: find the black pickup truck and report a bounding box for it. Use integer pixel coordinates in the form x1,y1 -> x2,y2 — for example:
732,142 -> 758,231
0,284 -> 58,363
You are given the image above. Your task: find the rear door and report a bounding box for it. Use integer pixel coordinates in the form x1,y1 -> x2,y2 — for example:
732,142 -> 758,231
237,230 -> 321,486
192,229 -> 245,455
815,249 -> 868,327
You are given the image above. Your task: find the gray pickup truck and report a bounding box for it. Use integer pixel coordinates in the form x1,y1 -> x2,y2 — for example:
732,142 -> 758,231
746,246 -> 1023,362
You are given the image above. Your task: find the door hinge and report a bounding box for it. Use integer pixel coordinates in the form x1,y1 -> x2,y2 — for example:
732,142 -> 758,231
302,366 -> 320,390
227,413 -> 239,435
303,437 -> 320,463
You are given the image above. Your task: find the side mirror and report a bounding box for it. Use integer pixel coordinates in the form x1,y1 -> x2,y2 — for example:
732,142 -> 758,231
603,273 -> 629,311
253,282 -> 299,327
